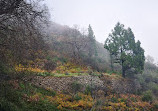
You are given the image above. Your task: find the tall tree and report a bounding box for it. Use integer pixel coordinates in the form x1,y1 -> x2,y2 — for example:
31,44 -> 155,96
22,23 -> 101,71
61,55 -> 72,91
87,24 -> 97,57
104,22 -> 145,78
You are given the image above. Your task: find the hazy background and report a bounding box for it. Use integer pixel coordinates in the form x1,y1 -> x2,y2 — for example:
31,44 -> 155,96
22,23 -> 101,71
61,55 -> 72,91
45,0 -> 158,63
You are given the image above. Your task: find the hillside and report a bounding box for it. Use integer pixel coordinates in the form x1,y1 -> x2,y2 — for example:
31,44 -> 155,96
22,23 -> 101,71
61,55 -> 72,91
1,72 -> 157,111
0,22 -> 158,110
0,1 -> 158,110
0,21 -> 158,110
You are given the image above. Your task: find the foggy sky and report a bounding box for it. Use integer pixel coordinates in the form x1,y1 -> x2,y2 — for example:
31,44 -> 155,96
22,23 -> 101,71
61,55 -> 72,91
45,0 -> 158,63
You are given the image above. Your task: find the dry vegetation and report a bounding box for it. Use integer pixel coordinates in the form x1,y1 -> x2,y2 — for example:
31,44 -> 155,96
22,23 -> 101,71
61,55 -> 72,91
0,0 -> 158,111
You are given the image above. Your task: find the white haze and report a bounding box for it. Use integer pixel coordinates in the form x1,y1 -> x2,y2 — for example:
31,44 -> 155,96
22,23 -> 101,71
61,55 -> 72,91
45,0 -> 158,63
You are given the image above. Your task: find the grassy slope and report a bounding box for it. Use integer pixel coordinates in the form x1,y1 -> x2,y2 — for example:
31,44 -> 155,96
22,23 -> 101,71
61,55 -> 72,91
0,72 -> 158,111
0,59 -> 157,111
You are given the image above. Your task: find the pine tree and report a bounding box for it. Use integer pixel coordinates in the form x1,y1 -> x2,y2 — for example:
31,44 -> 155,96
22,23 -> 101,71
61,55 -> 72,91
104,22 -> 145,78
88,24 -> 97,57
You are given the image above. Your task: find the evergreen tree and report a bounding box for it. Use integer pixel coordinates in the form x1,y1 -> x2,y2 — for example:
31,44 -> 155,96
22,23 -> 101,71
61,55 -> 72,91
104,22 -> 145,77
88,24 -> 97,57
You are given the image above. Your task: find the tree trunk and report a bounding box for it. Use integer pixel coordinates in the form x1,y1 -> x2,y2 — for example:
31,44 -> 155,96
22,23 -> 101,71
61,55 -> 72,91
122,68 -> 125,78
110,54 -> 114,72
121,60 -> 126,78
120,48 -> 125,77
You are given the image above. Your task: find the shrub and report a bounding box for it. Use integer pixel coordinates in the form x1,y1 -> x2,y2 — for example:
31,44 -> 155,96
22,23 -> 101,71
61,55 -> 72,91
73,94 -> 82,101
37,72 -> 52,77
58,57 -> 67,63
65,72 -> 69,75
0,63 -> 9,74
142,90 -> 153,102
71,82 -> 82,93
148,82 -> 158,95
0,97 -> 19,111
84,85 -> 92,95
36,87 -> 56,97
30,100 -> 59,111
111,97 -> 118,103
87,66 -> 93,75
19,82 -> 25,89
43,60 -> 57,71
95,100 -> 103,106
98,73 -> 104,78
153,103 -> 158,110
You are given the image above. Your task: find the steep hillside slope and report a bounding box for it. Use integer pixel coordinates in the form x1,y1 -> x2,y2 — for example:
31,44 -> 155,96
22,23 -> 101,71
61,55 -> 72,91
1,73 -> 157,111
45,22 -> 111,72
0,22 -> 158,111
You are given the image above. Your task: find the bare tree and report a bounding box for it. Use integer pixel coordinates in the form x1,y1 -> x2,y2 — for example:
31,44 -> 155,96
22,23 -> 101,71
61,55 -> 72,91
62,26 -> 88,63
0,0 -> 49,64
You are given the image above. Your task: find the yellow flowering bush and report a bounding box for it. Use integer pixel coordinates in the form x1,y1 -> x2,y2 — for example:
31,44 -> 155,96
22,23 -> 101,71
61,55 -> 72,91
45,92 -> 94,110
54,62 -> 88,74
102,94 -> 154,111
15,64 -> 46,73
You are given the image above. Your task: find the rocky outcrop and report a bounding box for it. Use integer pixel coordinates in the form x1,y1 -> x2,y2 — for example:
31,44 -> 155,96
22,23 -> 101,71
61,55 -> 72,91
75,75 -> 104,89
23,75 -> 104,92
23,75 -> 141,94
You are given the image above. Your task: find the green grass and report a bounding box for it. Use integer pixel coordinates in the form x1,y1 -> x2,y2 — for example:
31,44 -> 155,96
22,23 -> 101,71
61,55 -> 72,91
37,72 -> 54,76
37,72 -> 110,77
53,73 -> 88,77
24,69 -> 122,78
103,73 -> 121,77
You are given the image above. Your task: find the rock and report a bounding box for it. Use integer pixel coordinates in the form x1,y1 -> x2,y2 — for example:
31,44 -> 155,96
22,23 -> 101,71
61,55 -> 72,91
23,75 -> 141,94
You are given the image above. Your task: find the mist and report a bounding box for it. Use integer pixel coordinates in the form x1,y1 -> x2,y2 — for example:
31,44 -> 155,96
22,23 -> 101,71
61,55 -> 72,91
1,0 -> 158,110
45,0 -> 158,63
